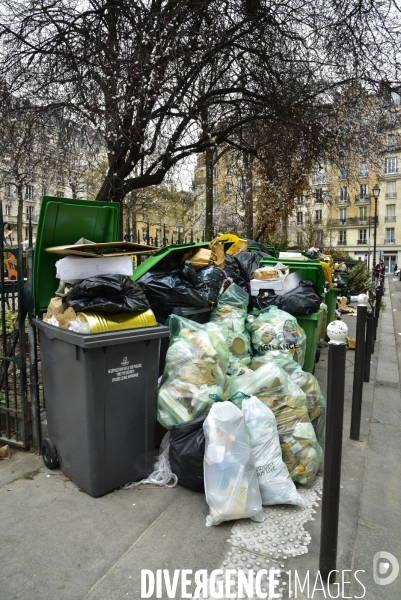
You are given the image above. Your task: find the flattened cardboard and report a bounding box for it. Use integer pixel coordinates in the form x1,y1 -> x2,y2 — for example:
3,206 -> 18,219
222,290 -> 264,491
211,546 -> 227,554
45,241 -> 157,257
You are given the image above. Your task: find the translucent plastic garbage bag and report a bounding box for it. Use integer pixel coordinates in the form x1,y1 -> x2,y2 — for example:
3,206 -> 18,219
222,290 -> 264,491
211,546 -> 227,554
242,396 -> 304,506
210,283 -> 249,332
228,362 -> 323,485
246,307 -> 306,367
203,401 -> 264,526
157,315 -> 230,429
250,351 -> 326,448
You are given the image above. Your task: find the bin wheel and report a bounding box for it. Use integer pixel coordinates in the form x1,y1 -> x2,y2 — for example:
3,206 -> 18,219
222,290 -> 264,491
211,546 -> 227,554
315,347 -> 321,363
42,438 -> 59,469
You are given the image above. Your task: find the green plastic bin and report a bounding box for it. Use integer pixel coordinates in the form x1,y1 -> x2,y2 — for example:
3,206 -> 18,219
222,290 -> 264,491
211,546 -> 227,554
259,257 -> 325,294
33,196 -> 120,316
340,274 -> 349,286
296,307 -> 324,374
131,240 -> 233,281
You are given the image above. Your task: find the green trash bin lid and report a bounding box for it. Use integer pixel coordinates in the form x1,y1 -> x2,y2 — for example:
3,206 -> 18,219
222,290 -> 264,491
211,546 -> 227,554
131,241 -> 233,281
33,196 -> 120,316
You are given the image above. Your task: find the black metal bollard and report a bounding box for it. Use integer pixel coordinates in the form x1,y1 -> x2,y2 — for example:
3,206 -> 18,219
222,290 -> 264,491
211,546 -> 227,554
364,309 -> 374,382
374,285 -> 382,341
319,321 -> 348,583
350,297 -> 367,440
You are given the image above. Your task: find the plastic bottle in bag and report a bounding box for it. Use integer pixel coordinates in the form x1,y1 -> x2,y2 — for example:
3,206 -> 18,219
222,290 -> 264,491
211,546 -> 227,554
246,307 -> 306,367
157,315 -> 230,429
203,401 -> 264,526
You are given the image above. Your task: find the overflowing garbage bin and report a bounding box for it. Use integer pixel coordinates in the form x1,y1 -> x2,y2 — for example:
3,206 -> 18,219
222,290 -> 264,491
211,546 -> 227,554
33,196 -> 169,496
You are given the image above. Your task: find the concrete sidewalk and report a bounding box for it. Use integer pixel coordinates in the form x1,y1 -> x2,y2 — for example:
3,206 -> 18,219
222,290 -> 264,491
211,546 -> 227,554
1,278 -> 400,600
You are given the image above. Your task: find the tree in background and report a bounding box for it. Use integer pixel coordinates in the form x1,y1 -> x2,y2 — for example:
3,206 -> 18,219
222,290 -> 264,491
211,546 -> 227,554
0,94 -> 53,245
1,0 -> 399,239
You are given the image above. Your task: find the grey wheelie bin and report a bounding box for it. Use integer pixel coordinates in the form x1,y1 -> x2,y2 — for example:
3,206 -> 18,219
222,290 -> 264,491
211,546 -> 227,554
33,195 -> 169,496
34,320 -> 169,497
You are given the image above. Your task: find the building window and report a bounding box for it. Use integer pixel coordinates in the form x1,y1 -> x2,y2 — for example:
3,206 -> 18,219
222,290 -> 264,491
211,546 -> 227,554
388,134 -> 397,147
339,165 -> 348,180
386,204 -> 396,221
297,212 -> 303,225
358,229 -> 367,244
386,181 -> 397,198
384,157 -> 397,174
225,182 -> 232,195
296,195 -> 303,205
338,230 -> 347,244
226,165 -> 232,177
4,183 -> 11,198
26,205 -> 34,220
296,232 -> 303,245
339,186 -> 348,202
56,173 -> 64,186
56,190 -> 63,197
359,162 -> 368,178
25,185 -> 34,200
339,208 -> 347,223
213,184 -> 218,197
385,228 -> 395,243
213,167 -> 218,179
359,206 -> 367,222
359,184 -> 368,198
5,205 -> 11,216
315,189 -> 323,202
312,169 -> 325,185
315,209 -> 322,222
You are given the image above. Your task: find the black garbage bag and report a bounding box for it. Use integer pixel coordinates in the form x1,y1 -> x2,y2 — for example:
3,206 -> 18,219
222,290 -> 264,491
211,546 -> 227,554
252,280 -> 322,316
197,265 -> 225,304
223,254 -> 247,289
169,414 -> 206,492
138,261 -> 208,309
246,239 -> 271,254
181,259 -> 201,287
235,251 -> 272,289
65,274 -> 151,312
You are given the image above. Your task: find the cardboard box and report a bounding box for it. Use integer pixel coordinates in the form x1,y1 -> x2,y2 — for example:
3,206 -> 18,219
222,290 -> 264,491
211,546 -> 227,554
45,241 -> 156,257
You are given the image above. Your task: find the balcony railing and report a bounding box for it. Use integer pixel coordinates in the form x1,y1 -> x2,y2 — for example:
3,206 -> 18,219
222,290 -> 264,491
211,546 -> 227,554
354,195 -> 371,203
336,195 -> 350,205
337,240 -> 347,245
385,216 -> 396,222
384,239 -> 396,244
327,216 -> 376,228
357,239 -> 367,244
385,192 -> 397,199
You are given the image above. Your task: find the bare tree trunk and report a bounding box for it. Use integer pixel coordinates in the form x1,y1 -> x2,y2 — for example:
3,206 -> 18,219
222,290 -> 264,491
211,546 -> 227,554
243,152 -> 254,238
17,184 -> 24,247
205,147 -> 213,240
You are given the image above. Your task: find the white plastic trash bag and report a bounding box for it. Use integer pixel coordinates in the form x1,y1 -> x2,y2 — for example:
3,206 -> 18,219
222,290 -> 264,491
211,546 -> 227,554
242,396 -> 304,507
203,401 -> 264,526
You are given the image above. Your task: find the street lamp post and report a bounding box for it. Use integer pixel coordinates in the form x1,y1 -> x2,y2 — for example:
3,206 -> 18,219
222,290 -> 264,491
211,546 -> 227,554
372,184 -> 380,270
